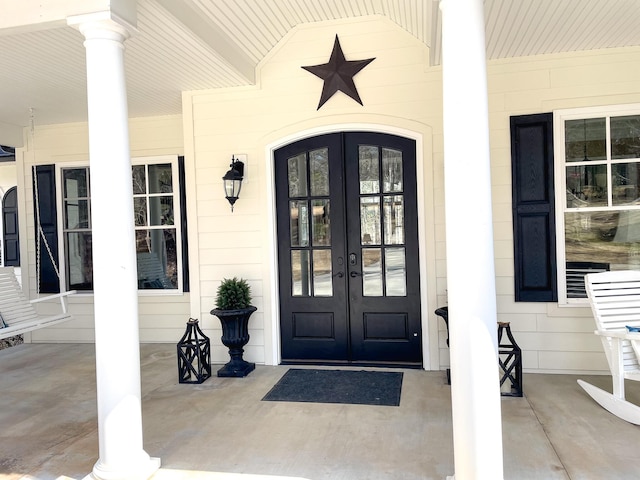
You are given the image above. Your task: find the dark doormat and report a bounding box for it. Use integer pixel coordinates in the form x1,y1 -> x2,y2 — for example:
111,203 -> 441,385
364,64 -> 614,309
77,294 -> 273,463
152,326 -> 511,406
262,368 -> 403,406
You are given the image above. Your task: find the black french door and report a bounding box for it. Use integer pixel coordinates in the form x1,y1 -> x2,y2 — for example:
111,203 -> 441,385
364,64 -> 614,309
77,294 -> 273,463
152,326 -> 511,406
275,132 -> 422,365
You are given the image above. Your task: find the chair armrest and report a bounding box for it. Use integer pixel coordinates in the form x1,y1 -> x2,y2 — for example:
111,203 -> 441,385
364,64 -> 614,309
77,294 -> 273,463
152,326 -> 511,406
30,290 -> 77,314
595,329 -> 640,340
29,290 -> 78,304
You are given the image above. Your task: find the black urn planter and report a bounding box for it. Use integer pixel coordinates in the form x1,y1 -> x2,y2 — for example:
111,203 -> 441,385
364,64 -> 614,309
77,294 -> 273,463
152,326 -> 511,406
210,305 -> 257,377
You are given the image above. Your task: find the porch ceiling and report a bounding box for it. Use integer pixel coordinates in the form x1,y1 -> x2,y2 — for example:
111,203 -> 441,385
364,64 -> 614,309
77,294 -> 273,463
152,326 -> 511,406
1,0 -> 640,146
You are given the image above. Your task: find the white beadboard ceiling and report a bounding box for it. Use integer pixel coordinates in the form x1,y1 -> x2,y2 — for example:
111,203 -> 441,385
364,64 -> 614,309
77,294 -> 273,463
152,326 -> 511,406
2,0 -> 640,146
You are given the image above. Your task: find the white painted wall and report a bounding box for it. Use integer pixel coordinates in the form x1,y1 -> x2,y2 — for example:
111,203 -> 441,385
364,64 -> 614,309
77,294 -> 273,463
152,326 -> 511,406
15,14 -> 640,373
184,17 -> 439,367
486,47 -> 640,373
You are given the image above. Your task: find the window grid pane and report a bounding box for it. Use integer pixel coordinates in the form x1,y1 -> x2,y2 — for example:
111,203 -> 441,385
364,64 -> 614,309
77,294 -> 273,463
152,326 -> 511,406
611,115 -> 640,160
561,111 -> 640,302
133,163 -> 178,290
62,168 -> 93,291
61,160 -> 181,292
136,229 -> 178,290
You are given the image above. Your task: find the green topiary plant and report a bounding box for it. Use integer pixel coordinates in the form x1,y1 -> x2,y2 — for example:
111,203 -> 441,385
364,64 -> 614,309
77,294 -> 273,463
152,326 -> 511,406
215,277 -> 252,310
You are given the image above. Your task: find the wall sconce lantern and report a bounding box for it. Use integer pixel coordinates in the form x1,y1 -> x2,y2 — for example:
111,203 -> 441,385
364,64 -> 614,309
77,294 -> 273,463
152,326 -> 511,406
223,155 -> 244,212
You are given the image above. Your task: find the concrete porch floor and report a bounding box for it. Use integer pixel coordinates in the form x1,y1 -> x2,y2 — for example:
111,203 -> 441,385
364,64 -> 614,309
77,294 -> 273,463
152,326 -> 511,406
1,343 -> 640,479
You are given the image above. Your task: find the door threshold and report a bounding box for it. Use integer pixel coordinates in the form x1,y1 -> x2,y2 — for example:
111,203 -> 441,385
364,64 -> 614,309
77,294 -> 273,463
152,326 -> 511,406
280,359 -> 423,369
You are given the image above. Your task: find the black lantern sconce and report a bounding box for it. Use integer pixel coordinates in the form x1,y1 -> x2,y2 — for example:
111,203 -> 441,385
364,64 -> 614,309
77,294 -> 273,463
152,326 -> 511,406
223,155 -> 245,212
177,318 -> 212,384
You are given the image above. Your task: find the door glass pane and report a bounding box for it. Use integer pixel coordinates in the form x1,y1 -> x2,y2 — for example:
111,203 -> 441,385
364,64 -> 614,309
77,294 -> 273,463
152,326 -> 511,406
132,165 -> 146,194
360,197 -> 381,245
311,199 -> 331,246
288,154 -> 308,197
310,148 -> 329,196
149,196 -> 174,226
385,248 -> 407,296
565,164 -> 608,207
148,164 -> 173,194
291,250 -> 311,296
382,148 -> 403,193
362,248 -> 383,296
612,162 -> 640,205
359,145 -> 379,194
290,200 -> 309,247
313,249 -> 333,296
611,115 -> 640,159
384,195 -> 404,245
565,118 -> 606,162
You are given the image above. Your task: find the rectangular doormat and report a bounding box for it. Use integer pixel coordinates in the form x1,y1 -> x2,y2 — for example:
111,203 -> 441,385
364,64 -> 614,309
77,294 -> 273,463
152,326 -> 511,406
262,368 -> 403,406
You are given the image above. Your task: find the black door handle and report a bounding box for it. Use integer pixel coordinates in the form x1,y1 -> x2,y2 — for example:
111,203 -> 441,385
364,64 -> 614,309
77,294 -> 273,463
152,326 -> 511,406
350,271 -> 362,278
333,271 -> 344,278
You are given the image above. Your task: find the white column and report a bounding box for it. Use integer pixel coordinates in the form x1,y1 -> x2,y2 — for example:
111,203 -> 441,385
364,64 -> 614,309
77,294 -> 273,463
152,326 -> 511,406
68,14 -> 160,480
439,1 -> 504,479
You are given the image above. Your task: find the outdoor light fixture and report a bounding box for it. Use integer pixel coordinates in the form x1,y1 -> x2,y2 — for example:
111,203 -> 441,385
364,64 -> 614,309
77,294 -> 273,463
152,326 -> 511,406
222,155 -> 244,212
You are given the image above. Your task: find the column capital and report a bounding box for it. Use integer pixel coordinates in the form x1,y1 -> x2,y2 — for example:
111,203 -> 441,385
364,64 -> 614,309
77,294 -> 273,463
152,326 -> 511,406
67,11 -> 137,42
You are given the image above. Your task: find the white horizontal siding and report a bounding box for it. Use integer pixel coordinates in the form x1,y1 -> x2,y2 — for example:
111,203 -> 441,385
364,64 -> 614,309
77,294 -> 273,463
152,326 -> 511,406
20,116 -> 191,344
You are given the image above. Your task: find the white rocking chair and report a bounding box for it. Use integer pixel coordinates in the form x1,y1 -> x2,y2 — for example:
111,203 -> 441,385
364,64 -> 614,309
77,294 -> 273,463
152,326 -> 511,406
578,270 -> 640,425
0,267 -> 75,340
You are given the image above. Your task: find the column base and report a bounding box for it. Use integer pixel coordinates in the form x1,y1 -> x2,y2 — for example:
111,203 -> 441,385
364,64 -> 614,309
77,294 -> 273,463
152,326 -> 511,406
84,456 -> 161,480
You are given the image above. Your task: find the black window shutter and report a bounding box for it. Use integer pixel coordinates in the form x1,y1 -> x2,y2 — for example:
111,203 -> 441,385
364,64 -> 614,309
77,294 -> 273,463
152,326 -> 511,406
178,156 -> 189,292
511,113 -> 557,302
33,165 -> 60,293
3,186 -> 20,266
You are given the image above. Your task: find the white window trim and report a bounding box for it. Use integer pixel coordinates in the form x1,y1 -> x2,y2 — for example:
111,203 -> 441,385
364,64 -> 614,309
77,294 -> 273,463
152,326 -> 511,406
55,154 -> 183,295
554,103 -> 640,305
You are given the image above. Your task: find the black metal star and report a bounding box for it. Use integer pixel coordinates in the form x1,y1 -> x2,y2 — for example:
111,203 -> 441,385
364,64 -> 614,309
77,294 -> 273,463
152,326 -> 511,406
302,35 -> 375,110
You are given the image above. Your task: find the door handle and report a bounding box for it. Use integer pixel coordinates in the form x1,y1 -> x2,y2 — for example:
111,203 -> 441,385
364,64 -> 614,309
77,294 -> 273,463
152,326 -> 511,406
350,271 -> 362,278
333,271 -> 344,278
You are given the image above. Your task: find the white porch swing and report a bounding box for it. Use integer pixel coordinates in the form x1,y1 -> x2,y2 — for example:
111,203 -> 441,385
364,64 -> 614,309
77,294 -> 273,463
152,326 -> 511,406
0,164 -> 75,340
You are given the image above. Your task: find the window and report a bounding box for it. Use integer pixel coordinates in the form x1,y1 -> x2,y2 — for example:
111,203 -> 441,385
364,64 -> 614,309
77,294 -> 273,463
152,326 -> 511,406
62,167 -> 93,290
555,105 -> 640,304
59,155 -> 183,292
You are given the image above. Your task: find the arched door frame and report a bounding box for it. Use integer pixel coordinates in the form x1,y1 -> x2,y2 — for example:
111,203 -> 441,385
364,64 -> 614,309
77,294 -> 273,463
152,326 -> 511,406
264,123 -> 434,370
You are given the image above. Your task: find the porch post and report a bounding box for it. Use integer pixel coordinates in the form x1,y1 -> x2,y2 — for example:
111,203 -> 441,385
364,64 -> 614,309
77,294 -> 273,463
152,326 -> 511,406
67,13 -> 160,480
439,1 -> 504,479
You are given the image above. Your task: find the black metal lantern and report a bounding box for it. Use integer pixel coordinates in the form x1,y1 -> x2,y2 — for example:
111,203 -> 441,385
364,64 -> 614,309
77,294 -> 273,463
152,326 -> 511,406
498,322 -> 523,397
222,156 -> 244,211
177,318 -> 212,384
